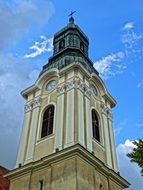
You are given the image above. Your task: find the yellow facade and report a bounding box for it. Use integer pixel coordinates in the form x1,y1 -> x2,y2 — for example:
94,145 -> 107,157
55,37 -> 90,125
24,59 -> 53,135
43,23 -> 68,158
14,63 -> 117,170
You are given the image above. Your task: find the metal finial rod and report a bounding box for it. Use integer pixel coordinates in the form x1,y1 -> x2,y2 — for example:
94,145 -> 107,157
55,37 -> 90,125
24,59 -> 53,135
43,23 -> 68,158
68,11 -> 76,18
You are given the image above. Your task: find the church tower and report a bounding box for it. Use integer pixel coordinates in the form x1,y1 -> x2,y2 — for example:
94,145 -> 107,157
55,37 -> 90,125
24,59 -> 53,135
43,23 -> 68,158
7,16 -> 129,190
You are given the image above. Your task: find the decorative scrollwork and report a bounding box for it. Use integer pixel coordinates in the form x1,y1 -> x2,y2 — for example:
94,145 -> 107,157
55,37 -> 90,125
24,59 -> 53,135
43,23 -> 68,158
24,97 -> 41,113
101,103 -> 112,119
57,77 -> 92,98
24,103 -> 32,113
33,97 -> 41,109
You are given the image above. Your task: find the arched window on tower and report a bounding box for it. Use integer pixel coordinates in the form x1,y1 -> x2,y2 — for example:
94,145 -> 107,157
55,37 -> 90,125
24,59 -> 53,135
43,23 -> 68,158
100,184 -> 104,190
80,41 -> 84,52
41,105 -> 54,138
59,39 -> 65,51
92,110 -> 100,142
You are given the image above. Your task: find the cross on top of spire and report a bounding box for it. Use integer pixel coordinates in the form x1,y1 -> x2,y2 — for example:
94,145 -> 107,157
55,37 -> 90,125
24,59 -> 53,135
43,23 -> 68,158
68,11 -> 76,23
68,11 -> 76,18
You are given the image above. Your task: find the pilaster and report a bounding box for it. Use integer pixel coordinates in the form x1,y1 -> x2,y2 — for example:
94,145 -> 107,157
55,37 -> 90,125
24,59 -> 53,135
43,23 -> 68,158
24,98 -> 41,164
108,116 -> 118,171
15,107 -> 32,167
101,104 -> 112,168
65,89 -> 74,148
77,89 -> 85,147
85,97 -> 93,152
54,94 -> 64,151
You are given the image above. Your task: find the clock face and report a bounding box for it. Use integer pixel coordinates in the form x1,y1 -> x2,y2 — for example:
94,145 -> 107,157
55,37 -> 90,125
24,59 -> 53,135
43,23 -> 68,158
46,80 -> 57,91
91,85 -> 97,95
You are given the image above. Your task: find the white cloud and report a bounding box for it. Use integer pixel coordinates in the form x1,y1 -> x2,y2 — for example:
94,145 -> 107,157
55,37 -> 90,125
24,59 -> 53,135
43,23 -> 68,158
0,1 -> 54,167
121,22 -> 143,57
122,31 -> 142,49
94,52 -> 126,79
24,36 -> 53,58
0,0 -> 54,50
95,22 -> 143,80
123,22 -> 134,31
137,80 -> 143,88
0,53 -> 43,168
117,139 -> 135,153
117,139 -> 143,190
0,0 -> 54,168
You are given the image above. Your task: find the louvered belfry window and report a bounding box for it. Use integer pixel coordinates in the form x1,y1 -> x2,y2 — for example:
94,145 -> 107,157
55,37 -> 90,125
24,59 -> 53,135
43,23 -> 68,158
59,39 -> 65,51
92,110 -> 100,142
41,105 -> 54,138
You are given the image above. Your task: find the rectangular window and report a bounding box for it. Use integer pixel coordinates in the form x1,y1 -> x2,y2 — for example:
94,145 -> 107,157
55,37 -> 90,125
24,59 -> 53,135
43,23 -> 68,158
39,180 -> 43,190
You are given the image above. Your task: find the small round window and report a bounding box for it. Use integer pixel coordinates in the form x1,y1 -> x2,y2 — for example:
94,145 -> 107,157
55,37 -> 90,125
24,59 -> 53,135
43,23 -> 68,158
46,80 -> 57,91
91,85 -> 97,95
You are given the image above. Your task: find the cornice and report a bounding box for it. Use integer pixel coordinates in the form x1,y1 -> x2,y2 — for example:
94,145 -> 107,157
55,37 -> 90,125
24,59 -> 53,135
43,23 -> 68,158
103,93 -> 117,108
6,144 -> 130,188
21,85 -> 38,99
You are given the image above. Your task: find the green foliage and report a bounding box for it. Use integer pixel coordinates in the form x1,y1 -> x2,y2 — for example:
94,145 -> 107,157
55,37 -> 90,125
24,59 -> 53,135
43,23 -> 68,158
127,139 -> 143,176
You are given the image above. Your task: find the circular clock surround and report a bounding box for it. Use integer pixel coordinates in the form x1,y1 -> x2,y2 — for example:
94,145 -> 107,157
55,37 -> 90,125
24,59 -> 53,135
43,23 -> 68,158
46,80 -> 57,91
91,85 -> 97,95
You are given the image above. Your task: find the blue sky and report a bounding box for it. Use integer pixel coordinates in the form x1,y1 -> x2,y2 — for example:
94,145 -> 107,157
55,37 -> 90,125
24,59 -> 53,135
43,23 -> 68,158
0,0 -> 143,189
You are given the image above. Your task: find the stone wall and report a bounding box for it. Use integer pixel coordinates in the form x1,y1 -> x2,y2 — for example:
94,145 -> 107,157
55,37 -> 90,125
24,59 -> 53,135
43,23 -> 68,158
9,146 -> 129,190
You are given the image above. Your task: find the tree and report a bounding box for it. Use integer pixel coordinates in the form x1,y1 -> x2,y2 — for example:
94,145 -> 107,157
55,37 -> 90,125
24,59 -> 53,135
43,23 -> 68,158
127,139 -> 143,176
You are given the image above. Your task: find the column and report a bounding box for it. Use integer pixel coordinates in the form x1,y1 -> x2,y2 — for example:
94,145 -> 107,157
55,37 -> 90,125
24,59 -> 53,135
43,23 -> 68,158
15,103 -> 32,168
64,90 -> 74,148
24,98 -> 41,164
54,94 -> 64,150
108,116 -> 118,171
85,97 -> 92,152
102,111 -> 112,168
78,90 -> 85,147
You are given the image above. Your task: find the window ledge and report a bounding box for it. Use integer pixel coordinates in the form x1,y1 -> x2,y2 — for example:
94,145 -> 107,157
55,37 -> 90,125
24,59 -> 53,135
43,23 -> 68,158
92,138 -> 105,150
36,134 -> 54,144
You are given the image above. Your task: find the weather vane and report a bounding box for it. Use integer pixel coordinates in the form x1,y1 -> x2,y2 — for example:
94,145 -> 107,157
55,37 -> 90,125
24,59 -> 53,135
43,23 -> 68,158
68,11 -> 76,18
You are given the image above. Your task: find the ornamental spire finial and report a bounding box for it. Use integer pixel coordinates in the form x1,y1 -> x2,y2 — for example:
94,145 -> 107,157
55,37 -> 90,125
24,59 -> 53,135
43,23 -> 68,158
68,11 -> 76,23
